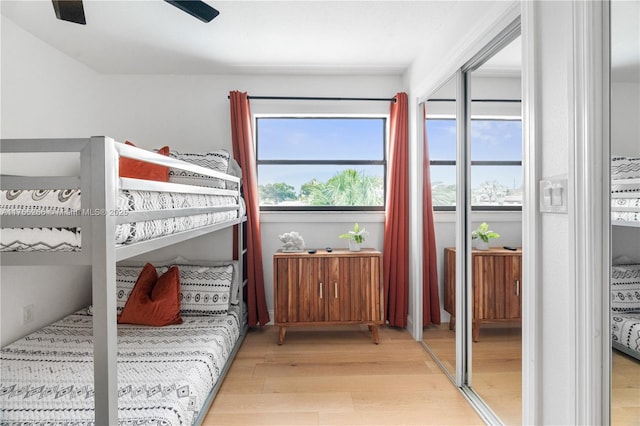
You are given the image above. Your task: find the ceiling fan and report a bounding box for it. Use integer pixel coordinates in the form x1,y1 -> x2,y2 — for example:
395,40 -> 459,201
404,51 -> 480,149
51,0 -> 219,25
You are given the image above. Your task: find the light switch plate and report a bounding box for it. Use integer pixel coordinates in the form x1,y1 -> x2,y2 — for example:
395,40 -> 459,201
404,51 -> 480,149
539,176 -> 568,213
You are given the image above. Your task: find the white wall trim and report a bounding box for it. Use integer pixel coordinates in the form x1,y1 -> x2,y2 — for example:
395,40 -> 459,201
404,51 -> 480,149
455,68 -> 469,388
570,1 -> 611,424
521,1 -> 542,424
409,100 -> 426,341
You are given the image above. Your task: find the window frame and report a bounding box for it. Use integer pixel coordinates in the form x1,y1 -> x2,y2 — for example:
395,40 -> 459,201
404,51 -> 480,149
254,114 -> 388,212
426,115 -> 523,212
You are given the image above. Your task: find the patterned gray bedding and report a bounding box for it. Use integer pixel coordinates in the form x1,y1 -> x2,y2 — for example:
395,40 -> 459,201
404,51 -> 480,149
612,156 -> 640,181
611,263 -> 640,361
0,307 -> 241,425
611,157 -> 640,225
0,188 -> 241,252
612,313 -> 640,361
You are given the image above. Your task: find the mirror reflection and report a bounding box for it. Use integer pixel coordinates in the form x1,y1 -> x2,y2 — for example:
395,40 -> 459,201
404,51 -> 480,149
422,31 -> 523,425
610,1 -> 640,423
422,76 -> 457,379
467,34 -> 523,425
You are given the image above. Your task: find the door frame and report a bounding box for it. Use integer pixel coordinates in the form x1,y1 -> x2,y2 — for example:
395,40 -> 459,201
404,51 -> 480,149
569,1 -> 610,424
521,1 -> 610,424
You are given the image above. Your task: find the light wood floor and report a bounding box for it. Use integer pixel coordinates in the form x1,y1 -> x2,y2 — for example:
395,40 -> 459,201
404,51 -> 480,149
612,349 -> 640,425
424,323 -> 640,426
423,323 -> 522,425
470,326 -> 522,426
203,325 -> 484,425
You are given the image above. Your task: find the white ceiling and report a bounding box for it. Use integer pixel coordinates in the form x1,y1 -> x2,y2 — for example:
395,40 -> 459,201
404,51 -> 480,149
1,0 -> 517,75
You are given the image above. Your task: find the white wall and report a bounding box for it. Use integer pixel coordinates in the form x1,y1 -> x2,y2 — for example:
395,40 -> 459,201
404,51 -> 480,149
610,82 -> 640,267
611,82 -> 640,157
0,16 -> 100,346
96,73 -> 402,321
0,18 -> 102,138
1,12 -> 403,342
529,1 -> 576,423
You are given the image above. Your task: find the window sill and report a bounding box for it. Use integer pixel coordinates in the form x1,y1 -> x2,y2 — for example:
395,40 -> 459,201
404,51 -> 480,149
259,210 -> 521,224
260,210 -> 385,223
434,210 -> 522,223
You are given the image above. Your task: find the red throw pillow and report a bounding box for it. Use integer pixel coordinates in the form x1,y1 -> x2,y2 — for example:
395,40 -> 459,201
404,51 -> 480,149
118,263 -> 183,326
119,141 -> 170,182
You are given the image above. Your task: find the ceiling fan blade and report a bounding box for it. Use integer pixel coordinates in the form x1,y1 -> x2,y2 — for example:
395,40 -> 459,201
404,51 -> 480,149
51,0 -> 86,25
164,0 -> 219,23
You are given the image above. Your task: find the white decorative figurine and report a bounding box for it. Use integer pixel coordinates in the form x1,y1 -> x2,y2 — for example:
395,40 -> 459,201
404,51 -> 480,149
279,231 -> 305,252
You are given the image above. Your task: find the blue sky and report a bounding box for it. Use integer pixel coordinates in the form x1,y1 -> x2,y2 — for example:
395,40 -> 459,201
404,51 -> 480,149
255,117 -> 522,193
427,118 -> 522,188
257,118 -> 384,161
427,118 -> 522,161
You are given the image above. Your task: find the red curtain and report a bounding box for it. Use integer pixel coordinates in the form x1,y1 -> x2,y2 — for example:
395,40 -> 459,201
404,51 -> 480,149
229,91 -> 270,327
384,92 -> 409,328
422,104 -> 441,326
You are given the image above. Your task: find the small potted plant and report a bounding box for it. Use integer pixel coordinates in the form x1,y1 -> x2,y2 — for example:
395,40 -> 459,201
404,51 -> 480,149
339,223 -> 368,252
471,222 -> 500,250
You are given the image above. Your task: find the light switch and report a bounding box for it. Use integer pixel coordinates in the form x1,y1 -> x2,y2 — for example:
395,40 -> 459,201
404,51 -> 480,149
540,177 -> 568,213
551,186 -> 563,206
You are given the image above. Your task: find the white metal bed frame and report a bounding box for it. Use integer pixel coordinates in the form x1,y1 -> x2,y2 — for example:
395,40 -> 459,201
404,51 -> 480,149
0,136 -> 246,424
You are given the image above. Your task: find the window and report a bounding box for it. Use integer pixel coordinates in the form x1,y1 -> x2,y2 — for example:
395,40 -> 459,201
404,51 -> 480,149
427,117 -> 522,210
256,117 -> 387,210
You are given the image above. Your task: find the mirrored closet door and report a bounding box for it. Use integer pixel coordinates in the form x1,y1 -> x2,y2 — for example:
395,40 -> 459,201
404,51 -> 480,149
466,33 -> 523,426
422,75 -> 458,380
421,19 -> 522,425
610,0 -> 640,423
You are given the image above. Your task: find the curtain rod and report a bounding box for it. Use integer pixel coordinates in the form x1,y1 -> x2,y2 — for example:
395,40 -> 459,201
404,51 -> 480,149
428,98 -> 521,103
228,95 -> 396,103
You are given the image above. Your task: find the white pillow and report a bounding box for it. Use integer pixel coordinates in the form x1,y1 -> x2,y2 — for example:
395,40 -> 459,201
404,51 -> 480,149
168,150 -> 230,189
173,263 -> 234,315
162,257 -> 240,305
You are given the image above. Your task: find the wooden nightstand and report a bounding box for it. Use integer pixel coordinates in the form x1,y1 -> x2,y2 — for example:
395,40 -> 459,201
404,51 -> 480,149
273,249 -> 384,344
444,247 -> 522,341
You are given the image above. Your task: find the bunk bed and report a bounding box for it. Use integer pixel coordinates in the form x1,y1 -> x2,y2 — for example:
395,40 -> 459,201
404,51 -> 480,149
611,156 -> 640,227
0,136 -> 248,424
610,156 -> 640,361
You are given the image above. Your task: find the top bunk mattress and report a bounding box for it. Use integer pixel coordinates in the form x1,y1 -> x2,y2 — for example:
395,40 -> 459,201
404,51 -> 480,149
0,188 -> 243,252
0,140 -> 245,255
0,306 -> 242,425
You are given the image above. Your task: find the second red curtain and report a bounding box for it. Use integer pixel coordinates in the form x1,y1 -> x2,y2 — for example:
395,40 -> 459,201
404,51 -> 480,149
384,92 -> 409,327
229,90 -> 270,327
422,104 -> 441,326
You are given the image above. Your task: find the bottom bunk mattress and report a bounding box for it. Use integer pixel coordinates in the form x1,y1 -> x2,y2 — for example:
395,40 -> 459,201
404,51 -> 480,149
612,312 -> 640,361
0,306 -> 241,425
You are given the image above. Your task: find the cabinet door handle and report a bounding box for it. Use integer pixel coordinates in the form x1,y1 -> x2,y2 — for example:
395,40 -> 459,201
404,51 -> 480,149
320,282 -> 323,299
515,280 -> 520,297
334,282 -> 338,298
